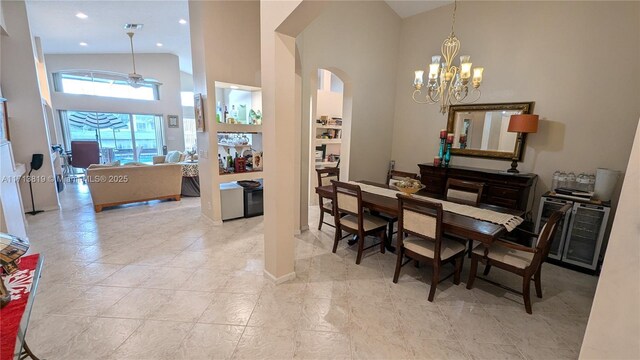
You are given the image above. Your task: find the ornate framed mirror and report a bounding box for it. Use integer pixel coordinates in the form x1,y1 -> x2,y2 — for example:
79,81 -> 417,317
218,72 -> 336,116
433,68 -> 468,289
446,102 -> 535,160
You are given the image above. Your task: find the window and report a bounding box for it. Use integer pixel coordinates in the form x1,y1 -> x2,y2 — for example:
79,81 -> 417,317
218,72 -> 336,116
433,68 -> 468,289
60,110 -> 164,164
53,71 -> 159,101
183,118 -> 197,151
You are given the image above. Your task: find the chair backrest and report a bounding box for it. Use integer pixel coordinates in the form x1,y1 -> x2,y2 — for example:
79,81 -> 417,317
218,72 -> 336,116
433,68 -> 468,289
317,167 -> 340,187
332,181 -> 364,230
397,193 -> 444,261
70,141 -> 100,169
445,178 -> 484,206
387,170 -> 419,187
529,204 -> 572,270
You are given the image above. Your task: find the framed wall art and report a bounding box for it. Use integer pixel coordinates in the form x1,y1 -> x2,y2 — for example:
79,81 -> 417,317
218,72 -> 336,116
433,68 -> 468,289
167,115 -> 179,128
0,98 -> 8,143
194,93 -> 205,132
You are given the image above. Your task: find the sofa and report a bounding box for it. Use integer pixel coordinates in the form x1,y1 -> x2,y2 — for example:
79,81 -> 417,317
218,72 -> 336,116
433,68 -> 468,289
87,163 -> 182,212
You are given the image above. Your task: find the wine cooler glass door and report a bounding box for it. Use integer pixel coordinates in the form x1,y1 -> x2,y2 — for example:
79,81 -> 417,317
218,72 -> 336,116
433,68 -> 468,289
562,203 -> 610,270
536,197 -> 571,260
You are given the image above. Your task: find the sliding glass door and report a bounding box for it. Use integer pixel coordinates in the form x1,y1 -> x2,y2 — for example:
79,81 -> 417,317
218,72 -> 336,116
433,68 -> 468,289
60,111 -> 164,164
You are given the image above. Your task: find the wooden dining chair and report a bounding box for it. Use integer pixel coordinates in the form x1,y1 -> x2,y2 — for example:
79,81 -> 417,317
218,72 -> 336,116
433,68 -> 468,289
466,204 -> 572,314
445,178 -> 484,206
392,194 -> 466,302
332,181 -> 387,265
379,170 -> 420,243
316,167 -> 340,230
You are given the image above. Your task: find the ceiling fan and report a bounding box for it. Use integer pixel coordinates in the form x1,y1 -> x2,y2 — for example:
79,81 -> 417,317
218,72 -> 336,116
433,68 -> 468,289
125,31 -> 162,88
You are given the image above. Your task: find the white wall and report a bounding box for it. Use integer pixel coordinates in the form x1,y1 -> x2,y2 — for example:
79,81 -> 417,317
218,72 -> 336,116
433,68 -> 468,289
299,1 -> 401,184
45,53 -> 185,151
1,0 -> 59,212
580,119 -> 640,359
189,0 -> 261,222
391,1 -> 640,219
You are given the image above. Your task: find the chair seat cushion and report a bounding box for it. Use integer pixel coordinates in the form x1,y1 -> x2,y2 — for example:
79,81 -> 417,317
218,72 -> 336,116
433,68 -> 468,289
340,213 -> 388,232
403,235 -> 466,260
322,201 -> 333,211
472,243 -> 534,269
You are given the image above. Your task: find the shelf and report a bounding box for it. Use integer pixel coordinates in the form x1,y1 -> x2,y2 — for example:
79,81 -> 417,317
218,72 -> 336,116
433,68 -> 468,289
217,123 -> 262,133
218,170 -> 263,182
315,125 -> 342,130
218,143 -> 252,149
315,138 -> 341,145
316,161 -> 338,166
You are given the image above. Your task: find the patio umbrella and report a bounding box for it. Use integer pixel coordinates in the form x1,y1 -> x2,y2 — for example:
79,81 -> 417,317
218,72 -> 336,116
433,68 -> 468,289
68,112 -> 126,130
68,112 -> 127,141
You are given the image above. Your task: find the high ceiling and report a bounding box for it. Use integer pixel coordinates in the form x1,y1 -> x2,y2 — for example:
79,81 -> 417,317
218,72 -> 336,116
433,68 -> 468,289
25,0 -> 193,74
384,0 -> 451,18
25,0 -> 449,75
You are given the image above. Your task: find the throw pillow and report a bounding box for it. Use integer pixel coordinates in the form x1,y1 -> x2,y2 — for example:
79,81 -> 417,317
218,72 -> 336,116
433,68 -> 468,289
165,151 -> 182,163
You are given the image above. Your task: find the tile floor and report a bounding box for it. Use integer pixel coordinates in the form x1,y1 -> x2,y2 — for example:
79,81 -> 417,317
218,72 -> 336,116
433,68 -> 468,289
22,183 -> 598,359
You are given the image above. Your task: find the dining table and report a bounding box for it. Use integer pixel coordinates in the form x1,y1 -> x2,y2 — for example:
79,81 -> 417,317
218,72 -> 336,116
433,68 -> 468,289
315,181 -> 525,252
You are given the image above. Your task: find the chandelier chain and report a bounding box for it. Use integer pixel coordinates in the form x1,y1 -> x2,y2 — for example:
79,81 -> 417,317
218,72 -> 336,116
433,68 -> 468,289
451,0 -> 457,35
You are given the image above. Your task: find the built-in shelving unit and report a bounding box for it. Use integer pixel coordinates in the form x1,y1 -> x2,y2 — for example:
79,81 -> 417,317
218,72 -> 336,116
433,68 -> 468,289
212,81 -> 264,222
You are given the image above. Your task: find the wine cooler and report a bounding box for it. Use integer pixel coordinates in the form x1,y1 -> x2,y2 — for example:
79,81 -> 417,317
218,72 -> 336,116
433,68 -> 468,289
536,194 -> 610,271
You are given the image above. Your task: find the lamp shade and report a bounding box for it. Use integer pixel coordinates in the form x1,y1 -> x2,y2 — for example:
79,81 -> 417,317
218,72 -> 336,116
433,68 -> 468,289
508,114 -> 539,133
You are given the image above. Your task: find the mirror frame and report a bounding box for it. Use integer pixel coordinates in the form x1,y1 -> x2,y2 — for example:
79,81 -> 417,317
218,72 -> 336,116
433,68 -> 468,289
446,102 -> 535,161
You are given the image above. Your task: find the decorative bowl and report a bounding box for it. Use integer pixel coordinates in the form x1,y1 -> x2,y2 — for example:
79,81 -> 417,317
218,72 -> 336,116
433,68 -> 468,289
395,184 -> 425,196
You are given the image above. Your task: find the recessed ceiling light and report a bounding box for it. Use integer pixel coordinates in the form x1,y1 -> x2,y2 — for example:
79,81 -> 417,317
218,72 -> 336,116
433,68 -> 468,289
79,42 -> 88,46
75,12 -> 88,19
178,19 -> 187,25
230,85 -> 239,89
156,43 -> 163,47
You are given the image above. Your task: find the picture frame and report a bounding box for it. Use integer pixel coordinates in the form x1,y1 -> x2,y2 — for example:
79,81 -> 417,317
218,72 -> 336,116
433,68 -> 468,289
0,98 -> 8,143
167,115 -> 179,128
194,93 -> 205,132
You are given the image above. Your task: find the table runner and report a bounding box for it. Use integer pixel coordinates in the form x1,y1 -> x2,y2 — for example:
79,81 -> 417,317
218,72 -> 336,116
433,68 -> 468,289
351,182 -> 523,232
0,254 -> 39,360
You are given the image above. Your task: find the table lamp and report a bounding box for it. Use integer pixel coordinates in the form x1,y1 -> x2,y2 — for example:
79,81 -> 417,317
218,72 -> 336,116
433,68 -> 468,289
507,114 -> 539,173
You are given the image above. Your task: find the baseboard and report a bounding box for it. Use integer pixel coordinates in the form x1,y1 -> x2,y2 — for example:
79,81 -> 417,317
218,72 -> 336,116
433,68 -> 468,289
263,269 -> 296,284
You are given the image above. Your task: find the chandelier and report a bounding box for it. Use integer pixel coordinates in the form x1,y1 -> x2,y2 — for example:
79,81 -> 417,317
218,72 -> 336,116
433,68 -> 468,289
412,0 -> 484,115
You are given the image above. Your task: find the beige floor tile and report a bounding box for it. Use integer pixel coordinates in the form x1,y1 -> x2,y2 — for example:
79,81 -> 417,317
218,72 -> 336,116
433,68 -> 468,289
395,301 -> 455,340
305,280 -> 348,299
461,341 -> 525,360
516,344 -> 578,360
138,266 -> 198,290
199,292 -> 259,326
64,317 -> 143,360
404,338 -> 468,360
294,330 -> 351,360
232,327 -> 296,360
172,323 -> 244,360
147,290 -> 213,322
219,271 -> 266,294
299,297 -> 350,333
247,296 -> 303,329
350,327 -> 411,360
55,285 -> 133,316
112,320 -> 193,359
486,308 -> 566,349
103,288 -> 174,319
99,264 -> 158,287
184,268 -> 233,291
440,304 -> 512,345
25,314 -> 94,359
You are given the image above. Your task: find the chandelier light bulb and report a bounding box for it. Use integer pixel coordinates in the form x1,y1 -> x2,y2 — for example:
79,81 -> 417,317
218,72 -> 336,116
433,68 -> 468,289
428,63 -> 439,80
414,70 -> 424,88
431,55 -> 442,64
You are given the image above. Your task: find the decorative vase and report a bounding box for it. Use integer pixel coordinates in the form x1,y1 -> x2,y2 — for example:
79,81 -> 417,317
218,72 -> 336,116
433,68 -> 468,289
444,143 -> 452,167
438,138 -> 446,166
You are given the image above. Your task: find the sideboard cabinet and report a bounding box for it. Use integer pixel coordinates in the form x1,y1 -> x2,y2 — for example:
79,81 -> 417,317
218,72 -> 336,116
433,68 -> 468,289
417,163 -> 537,212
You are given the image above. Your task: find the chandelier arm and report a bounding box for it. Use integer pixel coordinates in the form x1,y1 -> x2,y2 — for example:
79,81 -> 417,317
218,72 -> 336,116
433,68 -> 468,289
412,90 -> 437,104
